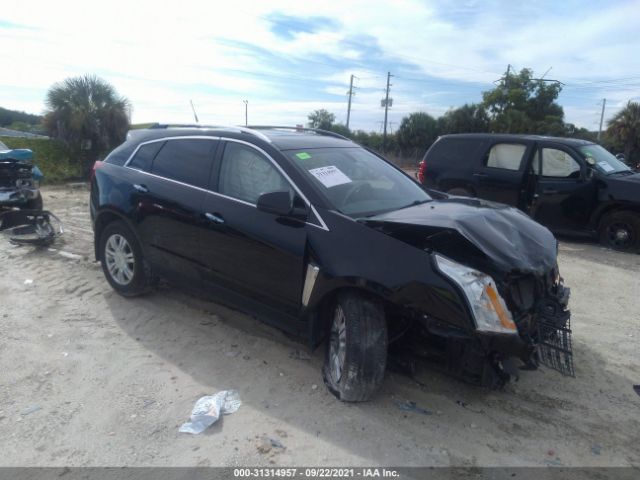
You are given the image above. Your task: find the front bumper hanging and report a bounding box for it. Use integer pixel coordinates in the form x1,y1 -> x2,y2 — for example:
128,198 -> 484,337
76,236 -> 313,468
0,209 -> 64,246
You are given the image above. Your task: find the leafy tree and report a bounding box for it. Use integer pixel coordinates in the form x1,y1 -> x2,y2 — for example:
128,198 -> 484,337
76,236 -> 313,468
438,103 -> 489,134
307,109 -> 335,130
328,123 -> 352,138
396,112 -> 438,155
606,101 -> 640,166
482,68 -> 565,134
43,74 -> 130,174
0,106 -> 42,127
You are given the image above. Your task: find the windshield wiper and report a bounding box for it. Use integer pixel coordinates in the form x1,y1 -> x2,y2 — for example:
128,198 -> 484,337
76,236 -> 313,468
610,170 -> 634,176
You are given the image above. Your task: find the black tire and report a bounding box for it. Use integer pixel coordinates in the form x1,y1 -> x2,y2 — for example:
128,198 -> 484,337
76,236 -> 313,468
23,192 -> 43,210
99,220 -> 151,296
322,291 -> 387,402
598,211 -> 640,252
446,187 -> 473,197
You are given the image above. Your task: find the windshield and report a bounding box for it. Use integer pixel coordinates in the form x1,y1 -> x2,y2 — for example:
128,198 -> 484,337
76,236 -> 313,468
286,147 -> 431,217
578,144 -> 630,175
0,141 -> 8,150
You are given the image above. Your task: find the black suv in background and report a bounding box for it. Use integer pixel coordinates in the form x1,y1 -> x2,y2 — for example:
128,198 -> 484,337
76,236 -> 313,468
91,126 -> 573,401
417,134 -> 640,252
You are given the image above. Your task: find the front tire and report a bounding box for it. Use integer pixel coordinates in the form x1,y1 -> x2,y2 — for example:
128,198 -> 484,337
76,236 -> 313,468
99,221 -> 150,296
599,211 -> 640,252
323,292 -> 387,402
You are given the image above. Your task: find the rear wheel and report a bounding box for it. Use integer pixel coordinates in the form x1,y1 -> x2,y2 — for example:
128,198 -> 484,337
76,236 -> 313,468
599,211 -> 640,252
446,187 -> 473,197
99,221 -> 151,296
322,292 -> 387,402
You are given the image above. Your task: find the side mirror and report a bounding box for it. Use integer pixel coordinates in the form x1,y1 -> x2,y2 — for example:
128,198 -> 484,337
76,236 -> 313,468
257,191 -> 293,216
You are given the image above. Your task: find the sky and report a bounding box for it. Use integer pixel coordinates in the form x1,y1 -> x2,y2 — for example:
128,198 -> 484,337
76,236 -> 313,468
1,0 -> 639,132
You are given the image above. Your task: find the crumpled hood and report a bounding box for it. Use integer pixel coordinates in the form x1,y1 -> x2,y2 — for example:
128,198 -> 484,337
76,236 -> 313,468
363,197 -> 557,276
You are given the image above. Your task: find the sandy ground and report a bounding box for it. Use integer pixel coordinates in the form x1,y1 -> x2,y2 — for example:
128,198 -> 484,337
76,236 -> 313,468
0,184 -> 639,467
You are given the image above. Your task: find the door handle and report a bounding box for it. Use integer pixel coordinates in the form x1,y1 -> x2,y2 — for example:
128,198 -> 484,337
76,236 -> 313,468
472,173 -> 488,177
542,189 -> 559,194
205,212 -> 225,225
133,184 -> 149,193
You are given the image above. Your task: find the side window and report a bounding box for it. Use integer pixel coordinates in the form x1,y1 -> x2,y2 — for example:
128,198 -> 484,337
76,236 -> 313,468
540,148 -> 580,178
219,142 -> 292,204
150,139 -> 215,188
128,141 -> 164,171
485,143 -> 527,170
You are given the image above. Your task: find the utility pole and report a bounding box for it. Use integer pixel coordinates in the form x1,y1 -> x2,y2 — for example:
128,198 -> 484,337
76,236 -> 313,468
346,74 -> 356,130
243,100 -> 248,126
382,71 -> 393,152
597,98 -> 606,141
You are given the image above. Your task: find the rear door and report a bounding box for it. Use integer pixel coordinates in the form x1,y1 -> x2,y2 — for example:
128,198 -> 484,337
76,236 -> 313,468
199,140 -> 308,320
530,143 -> 597,231
472,141 -> 534,207
130,137 -> 218,281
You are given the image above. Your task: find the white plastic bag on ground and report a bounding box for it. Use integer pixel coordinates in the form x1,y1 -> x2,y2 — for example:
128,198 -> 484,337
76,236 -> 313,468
179,390 -> 241,434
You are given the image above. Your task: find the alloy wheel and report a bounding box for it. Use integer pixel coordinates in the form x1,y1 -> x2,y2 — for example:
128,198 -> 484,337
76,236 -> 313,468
104,233 -> 135,285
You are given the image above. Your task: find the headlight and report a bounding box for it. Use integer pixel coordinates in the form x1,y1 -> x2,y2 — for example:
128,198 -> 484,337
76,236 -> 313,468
434,254 -> 517,334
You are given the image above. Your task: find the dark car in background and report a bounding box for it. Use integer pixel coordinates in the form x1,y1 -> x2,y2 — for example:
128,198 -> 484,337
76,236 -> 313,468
91,126 -> 573,401
0,140 -> 43,210
417,134 -> 640,252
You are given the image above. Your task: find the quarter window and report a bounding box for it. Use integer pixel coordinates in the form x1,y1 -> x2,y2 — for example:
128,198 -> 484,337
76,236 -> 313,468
150,139 -> 215,188
129,141 -> 165,171
540,148 -> 580,178
485,143 -> 527,170
218,143 -> 292,204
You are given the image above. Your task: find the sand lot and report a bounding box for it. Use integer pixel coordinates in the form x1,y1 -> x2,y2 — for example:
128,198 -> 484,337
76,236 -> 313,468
0,184 -> 638,467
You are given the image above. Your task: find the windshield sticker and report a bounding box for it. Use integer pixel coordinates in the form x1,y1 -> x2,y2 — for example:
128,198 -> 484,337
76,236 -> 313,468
296,152 -> 312,160
309,165 -> 352,188
598,161 -> 614,172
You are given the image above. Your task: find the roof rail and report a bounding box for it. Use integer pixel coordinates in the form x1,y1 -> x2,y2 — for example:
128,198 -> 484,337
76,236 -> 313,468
139,123 -> 272,143
247,125 -> 352,141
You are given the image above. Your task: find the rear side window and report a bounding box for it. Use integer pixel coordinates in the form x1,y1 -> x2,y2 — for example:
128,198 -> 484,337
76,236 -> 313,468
129,141 -> 164,171
427,138 -> 481,166
150,139 -> 216,189
218,142 -> 292,204
485,143 -> 526,170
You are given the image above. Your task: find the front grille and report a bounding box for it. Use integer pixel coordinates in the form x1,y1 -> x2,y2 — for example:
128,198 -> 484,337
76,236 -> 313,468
536,297 -> 574,377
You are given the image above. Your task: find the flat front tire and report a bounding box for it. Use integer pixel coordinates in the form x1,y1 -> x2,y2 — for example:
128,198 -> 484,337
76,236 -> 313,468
323,292 -> 387,402
99,220 -> 150,296
599,211 -> 640,252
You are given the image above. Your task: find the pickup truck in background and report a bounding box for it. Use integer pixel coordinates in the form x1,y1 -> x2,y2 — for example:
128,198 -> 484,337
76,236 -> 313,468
417,134 -> 640,252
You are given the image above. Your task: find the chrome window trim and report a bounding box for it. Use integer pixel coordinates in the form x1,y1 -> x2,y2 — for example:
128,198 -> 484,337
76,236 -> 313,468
120,135 -> 329,231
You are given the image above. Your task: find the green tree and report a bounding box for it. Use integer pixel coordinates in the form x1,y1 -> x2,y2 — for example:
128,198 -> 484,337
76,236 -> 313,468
43,74 -> 130,174
328,123 -> 352,138
482,68 -> 565,134
606,101 -> 640,166
307,109 -> 336,130
438,103 -> 489,134
396,112 -> 438,155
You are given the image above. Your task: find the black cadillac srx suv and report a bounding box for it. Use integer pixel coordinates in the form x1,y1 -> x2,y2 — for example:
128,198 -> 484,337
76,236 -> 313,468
90,125 -> 573,401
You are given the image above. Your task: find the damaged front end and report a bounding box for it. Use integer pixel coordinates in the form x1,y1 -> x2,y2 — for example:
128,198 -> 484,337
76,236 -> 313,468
365,197 -> 574,387
0,146 -> 42,208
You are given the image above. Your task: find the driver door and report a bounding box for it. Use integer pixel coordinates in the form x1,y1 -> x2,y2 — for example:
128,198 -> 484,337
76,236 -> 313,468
199,140 -> 308,319
530,143 -> 597,231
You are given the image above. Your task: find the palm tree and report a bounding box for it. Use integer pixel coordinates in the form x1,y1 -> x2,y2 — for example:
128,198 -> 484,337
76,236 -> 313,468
606,101 -> 640,165
44,75 -> 130,174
